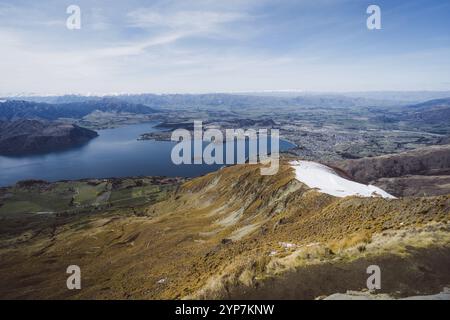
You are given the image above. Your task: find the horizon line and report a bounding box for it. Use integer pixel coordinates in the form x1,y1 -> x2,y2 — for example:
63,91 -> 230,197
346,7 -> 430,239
2,89 -> 450,98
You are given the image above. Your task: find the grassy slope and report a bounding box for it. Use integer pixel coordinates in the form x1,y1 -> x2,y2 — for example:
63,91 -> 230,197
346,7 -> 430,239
0,162 -> 448,299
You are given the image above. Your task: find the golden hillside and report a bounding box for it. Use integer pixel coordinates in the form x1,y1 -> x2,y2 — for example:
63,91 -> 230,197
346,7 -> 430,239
0,161 -> 449,299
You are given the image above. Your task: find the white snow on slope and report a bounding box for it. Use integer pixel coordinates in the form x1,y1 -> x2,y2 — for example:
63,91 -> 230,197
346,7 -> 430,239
290,160 -> 396,199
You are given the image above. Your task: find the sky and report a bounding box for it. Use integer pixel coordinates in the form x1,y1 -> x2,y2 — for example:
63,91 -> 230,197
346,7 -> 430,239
0,0 -> 450,95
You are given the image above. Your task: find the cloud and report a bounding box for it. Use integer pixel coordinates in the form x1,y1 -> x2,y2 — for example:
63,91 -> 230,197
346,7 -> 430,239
91,32 -> 188,57
128,9 -> 248,30
89,8 -> 111,31
126,7 -> 253,44
0,0 -> 449,94
0,3 -> 64,28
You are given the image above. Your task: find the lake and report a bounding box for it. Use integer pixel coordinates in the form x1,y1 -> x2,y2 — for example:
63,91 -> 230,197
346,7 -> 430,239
0,123 -> 295,187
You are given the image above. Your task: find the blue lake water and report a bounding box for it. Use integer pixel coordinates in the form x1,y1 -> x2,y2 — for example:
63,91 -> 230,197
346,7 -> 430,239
0,123 -> 295,187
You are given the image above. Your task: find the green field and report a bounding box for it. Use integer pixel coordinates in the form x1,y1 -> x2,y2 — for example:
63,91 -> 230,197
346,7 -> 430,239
0,177 -> 181,215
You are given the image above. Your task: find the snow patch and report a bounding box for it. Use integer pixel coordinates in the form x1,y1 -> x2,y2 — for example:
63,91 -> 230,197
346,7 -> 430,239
290,160 -> 396,199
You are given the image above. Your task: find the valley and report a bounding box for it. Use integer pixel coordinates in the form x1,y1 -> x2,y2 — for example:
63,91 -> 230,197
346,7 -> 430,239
0,176 -> 181,216
1,94 -> 449,161
1,0 -> 449,304
120,94 -> 450,161
0,92 -> 449,300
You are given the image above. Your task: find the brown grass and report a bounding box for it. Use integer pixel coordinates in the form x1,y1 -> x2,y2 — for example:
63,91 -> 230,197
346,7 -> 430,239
0,160 -> 448,299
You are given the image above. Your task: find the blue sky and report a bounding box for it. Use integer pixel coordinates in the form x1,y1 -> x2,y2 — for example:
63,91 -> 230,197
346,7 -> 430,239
0,0 -> 449,94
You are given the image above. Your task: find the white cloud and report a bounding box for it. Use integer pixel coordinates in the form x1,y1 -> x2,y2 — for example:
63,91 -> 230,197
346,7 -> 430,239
0,0 -> 449,94
124,8 -> 256,50
91,32 -> 187,57
127,9 -> 248,31
90,8 -> 111,31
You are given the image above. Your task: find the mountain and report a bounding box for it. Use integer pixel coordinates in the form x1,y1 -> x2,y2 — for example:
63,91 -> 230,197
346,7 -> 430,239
4,93 -> 407,110
0,98 -> 159,121
0,159 -> 448,299
343,91 -> 450,104
396,98 -> 450,134
0,119 -> 98,155
332,145 -> 450,197
406,97 -> 450,110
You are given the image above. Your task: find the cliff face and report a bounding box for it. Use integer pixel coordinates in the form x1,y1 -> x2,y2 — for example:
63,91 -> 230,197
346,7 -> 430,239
0,119 -> 98,155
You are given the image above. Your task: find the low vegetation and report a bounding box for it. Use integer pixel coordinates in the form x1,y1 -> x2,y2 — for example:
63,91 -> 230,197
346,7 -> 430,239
0,161 -> 448,299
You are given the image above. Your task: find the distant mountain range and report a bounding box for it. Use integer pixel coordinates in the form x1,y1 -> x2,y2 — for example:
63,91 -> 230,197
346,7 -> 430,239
364,97 -> 450,134
0,98 -> 159,121
406,97 -> 450,110
399,98 -> 450,134
0,119 -> 98,155
3,93 -> 450,115
0,93 -> 411,109
5,90 -> 450,105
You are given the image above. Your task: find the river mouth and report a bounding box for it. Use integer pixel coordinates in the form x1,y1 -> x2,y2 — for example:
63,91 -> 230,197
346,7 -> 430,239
0,122 -> 295,187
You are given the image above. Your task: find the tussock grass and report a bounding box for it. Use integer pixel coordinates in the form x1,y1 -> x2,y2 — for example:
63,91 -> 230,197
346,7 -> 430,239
0,160 -> 448,299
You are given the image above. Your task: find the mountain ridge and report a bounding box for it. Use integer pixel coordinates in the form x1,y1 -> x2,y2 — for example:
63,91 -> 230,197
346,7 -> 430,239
0,160 -> 448,299
0,119 -> 98,155
0,98 -> 158,121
